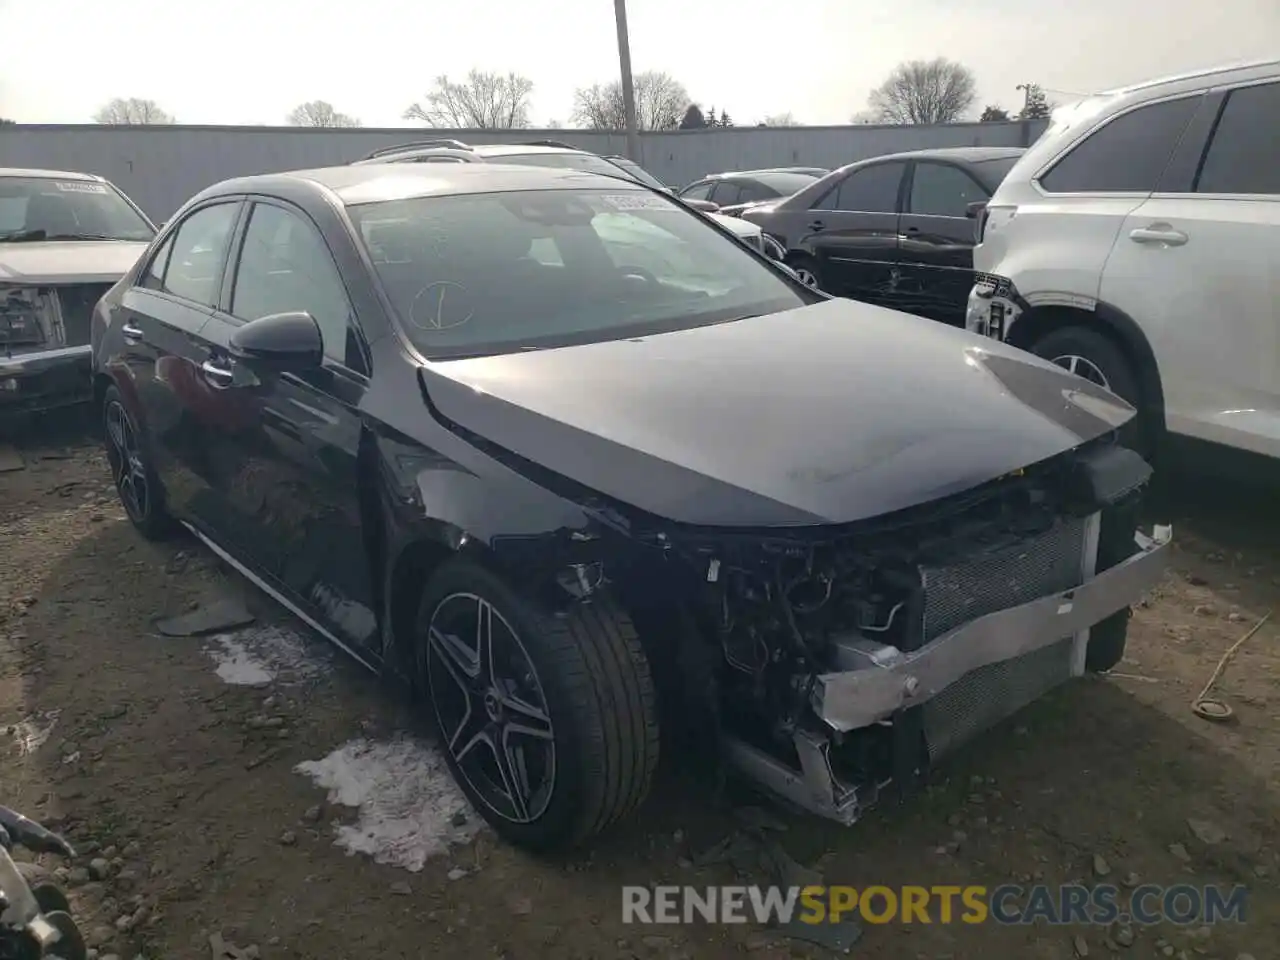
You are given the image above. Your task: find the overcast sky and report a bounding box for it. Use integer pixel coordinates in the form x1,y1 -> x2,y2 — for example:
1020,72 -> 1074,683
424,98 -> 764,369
2,0 -> 1277,126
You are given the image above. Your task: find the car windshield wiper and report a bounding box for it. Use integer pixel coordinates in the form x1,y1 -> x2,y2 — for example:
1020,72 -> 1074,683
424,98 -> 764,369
0,230 -> 128,242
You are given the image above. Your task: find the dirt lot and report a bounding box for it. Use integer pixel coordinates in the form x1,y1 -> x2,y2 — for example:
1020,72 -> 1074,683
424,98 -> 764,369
1,414 -> 1276,960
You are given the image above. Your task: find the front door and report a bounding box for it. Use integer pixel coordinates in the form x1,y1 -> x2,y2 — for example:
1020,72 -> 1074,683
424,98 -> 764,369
206,199 -> 380,656
802,160 -> 906,303
897,161 -> 990,326
117,199 -> 243,524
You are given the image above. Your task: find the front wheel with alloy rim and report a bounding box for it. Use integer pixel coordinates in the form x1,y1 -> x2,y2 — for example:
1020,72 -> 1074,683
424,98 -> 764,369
416,558 -> 660,851
102,384 -> 174,541
787,254 -> 823,290
1029,325 -> 1148,455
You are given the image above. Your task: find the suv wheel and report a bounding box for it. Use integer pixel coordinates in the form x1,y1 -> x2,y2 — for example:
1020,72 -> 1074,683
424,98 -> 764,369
1030,326 -> 1146,452
415,559 -> 659,851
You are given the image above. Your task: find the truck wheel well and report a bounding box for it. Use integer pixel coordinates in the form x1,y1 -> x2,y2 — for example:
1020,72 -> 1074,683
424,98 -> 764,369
1007,304 -> 1166,441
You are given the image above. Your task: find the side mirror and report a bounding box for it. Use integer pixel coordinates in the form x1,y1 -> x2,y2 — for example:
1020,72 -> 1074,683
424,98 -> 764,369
228,311 -> 323,372
965,200 -> 988,220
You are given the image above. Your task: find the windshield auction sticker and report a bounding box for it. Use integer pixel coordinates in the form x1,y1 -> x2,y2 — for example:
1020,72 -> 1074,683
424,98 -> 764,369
54,182 -> 109,194
600,194 -> 672,211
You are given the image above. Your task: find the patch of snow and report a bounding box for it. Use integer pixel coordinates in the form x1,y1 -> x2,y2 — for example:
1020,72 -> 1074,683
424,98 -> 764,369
295,735 -> 480,872
9,709 -> 59,755
204,624 -> 330,686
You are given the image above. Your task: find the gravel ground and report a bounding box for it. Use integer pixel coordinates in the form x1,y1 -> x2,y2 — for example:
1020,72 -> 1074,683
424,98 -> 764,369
1,413 -> 1276,960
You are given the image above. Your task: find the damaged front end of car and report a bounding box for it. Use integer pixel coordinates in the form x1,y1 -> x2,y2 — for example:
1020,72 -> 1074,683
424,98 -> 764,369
572,436 -> 1170,827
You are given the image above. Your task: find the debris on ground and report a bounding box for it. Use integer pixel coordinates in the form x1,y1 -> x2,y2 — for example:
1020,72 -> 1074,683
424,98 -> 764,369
209,932 -> 259,959
155,598 -> 255,637
0,445 -> 24,473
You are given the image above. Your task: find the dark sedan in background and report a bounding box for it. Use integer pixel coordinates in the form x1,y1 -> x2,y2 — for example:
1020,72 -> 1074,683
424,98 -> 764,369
742,147 -> 1024,326
676,168 -> 825,217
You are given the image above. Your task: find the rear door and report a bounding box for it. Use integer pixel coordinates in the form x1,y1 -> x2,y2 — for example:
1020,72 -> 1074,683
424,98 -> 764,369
802,160 -> 906,302
1099,79 -> 1280,457
117,199 -> 243,522
898,161 -> 993,325
202,198 -> 380,654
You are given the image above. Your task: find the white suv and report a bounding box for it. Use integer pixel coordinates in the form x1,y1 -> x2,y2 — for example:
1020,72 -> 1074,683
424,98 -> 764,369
966,58 -> 1280,460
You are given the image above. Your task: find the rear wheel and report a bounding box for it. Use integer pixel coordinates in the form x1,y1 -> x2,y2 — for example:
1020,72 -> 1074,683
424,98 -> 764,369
415,558 -> 659,851
1029,325 -> 1147,454
102,385 -> 174,541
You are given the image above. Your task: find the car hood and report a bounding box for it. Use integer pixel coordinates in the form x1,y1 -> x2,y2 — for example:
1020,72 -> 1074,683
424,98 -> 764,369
0,240 -> 150,285
421,298 -> 1136,528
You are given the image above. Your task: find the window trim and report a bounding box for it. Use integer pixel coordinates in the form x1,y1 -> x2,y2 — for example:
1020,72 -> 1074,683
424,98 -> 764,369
903,161 -> 990,220
1186,77 -> 1280,201
133,198 -> 246,309
811,160 -> 907,214
224,195 -> 371,376
1030,90 -> 1203,199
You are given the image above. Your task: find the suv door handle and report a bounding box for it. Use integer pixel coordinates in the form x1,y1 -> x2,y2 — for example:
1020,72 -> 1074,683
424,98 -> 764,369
1129,226 -> 1188,246
808,220 -> 825,232
200,357 -> 234,387
120,322 -> 143,342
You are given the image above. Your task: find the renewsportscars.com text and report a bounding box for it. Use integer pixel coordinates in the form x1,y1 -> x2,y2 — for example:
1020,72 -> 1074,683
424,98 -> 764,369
622,884 -> 1249,926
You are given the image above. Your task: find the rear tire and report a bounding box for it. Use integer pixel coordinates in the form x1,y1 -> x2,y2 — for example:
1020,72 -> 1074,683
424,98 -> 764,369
1028,325 -> 1147,455
102,385 -> 175,541
415,558 -> 659,851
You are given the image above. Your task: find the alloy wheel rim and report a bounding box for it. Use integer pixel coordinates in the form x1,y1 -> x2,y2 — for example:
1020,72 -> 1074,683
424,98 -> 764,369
104,400 -> 148,522
1051,354 -> 1111,391
794,267 -> 819,288
424,592 -> 556,824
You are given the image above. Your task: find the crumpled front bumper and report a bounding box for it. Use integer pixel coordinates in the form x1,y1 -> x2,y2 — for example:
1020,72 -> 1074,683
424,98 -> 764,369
0,344 -> 93,413
811,527 -> 1172,733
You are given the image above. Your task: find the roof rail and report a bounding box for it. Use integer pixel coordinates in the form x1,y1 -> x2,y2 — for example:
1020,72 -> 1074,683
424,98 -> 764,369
517,139 -> 580,150
362,139 -> 473,160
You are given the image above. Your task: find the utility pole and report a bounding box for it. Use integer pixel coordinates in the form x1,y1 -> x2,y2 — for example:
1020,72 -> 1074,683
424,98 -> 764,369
613,0 -> 641,162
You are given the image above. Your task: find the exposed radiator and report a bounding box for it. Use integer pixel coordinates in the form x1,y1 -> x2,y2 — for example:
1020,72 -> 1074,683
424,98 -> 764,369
918,516 -> 1093,760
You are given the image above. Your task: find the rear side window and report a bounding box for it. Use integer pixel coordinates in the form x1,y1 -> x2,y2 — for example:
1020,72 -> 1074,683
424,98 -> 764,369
908,163 -> 989,218
681,182 -> 713,201
1039,96 -> 1199,194
711,182 -> 742,206
159,202 -> 240,306
1196,81 -> 1280,195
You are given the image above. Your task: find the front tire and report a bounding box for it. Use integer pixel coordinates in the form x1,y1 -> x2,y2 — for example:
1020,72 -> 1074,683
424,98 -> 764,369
787,253 -> 823,290
415,558 -> 659,851
102,385 -> 174,541
1029,325 -> 1147,454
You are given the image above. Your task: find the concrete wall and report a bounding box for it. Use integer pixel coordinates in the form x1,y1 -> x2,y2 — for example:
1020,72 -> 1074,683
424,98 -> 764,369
0,121 -> 1049,221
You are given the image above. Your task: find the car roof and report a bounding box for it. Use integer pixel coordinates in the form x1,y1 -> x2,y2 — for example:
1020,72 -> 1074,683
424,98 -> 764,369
853,146 -> 1026,165
203,162 -> 648,206
0,167 -> 105,182
1100,56 -> 1280,97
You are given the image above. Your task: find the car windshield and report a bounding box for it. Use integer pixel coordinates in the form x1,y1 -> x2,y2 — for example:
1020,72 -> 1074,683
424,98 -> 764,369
0,177 -> 154,242
490,151 -> 637,180
350,188 -> 809,359
970,156 -> 1023,190
746,172 -> 821,195
605,157 -> 667,190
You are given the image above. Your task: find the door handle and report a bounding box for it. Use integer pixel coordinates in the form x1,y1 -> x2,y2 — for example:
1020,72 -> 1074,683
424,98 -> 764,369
120,322 -> 143,342
200,357 -> 234,388
808,220 -> 825,232
1129,226 -> 1188,246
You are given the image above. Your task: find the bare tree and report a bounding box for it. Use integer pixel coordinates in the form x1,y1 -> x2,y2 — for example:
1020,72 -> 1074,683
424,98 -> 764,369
572,71 -> 691,131
93,98 -> 175,125
288,100 -> 361,127
762,112 -> 800,127
403,70 -> 534,129
980,104 -> 1010,122
866,58 -> 977,124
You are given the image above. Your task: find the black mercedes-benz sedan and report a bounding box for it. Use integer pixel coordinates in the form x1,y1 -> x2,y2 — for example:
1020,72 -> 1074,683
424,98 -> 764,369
91,163 -> 1169,852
